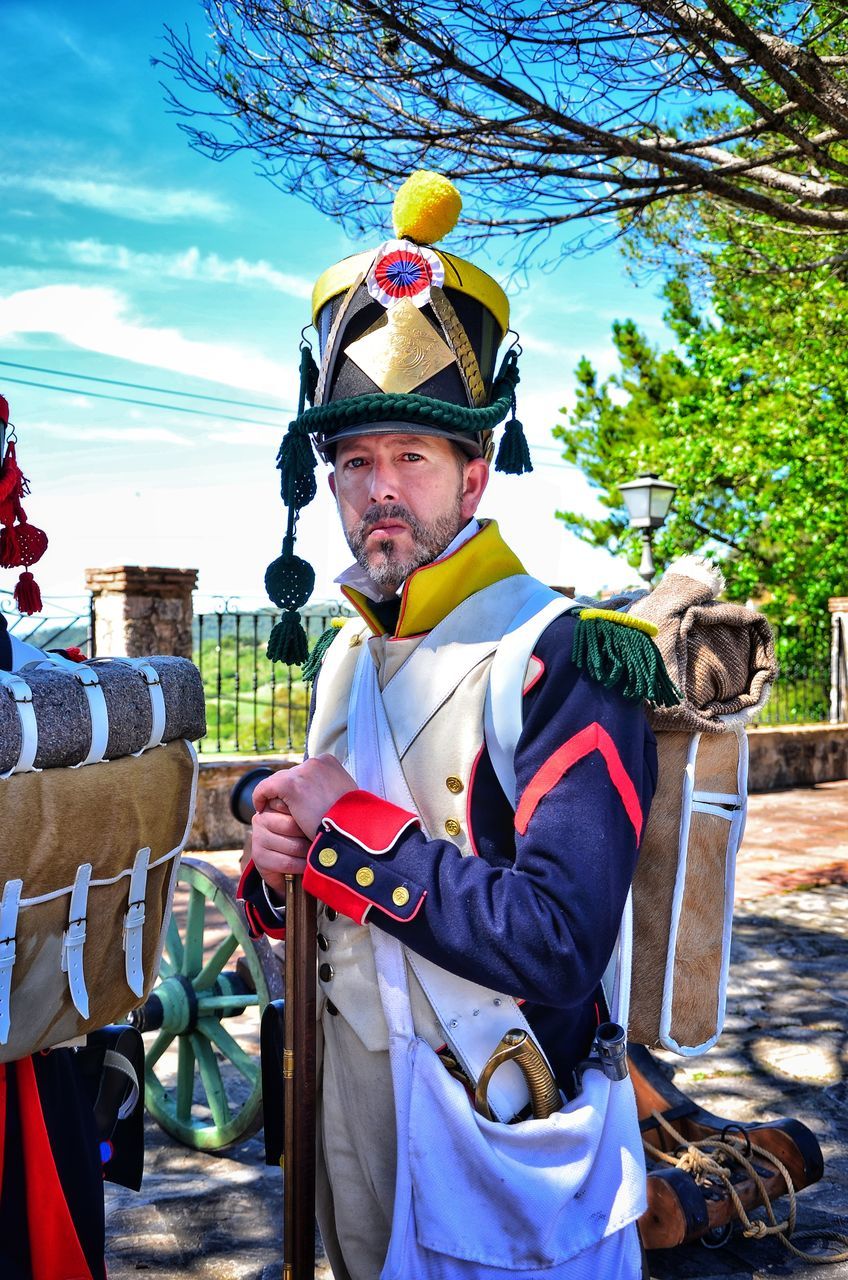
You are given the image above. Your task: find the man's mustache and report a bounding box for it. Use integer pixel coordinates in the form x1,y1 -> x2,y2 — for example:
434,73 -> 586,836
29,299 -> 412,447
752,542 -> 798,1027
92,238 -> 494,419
359,504 -> 419,533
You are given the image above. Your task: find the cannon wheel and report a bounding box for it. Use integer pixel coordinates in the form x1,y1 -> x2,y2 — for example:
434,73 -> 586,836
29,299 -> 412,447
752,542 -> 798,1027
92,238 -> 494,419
137,856 -> 284,1151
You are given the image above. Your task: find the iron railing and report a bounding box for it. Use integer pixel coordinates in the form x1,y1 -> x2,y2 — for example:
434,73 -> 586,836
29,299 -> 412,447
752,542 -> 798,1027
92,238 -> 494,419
750,621 -> 831,727
193,606 -> 351,754
1,592 -> 93,655
192,611 -> 832,754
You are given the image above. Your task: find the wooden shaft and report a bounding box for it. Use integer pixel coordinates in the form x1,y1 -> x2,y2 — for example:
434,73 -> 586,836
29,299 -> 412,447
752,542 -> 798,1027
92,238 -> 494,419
283,875 -> 318,1279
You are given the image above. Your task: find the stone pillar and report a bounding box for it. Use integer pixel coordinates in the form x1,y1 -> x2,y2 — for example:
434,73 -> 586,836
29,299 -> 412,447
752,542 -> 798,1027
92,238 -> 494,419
85,566 -> 198,658
829,596 -> 848,724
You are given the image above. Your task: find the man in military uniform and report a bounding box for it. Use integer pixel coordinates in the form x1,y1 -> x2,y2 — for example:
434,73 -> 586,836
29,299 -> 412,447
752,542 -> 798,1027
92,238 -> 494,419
239,173 -> 664,1280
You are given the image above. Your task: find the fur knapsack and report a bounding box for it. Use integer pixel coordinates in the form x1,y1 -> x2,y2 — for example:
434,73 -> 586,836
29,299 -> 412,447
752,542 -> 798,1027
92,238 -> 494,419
485,558 -> 777,1056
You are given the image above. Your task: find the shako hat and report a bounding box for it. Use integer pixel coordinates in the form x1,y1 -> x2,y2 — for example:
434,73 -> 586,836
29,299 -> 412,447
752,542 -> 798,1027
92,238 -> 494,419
265,172 -> 532,666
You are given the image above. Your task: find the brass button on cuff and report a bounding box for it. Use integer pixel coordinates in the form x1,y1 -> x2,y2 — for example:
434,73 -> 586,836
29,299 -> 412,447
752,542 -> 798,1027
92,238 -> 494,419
317,933 -> 329,952
392,887 -> 410,907
318,847 -> 338,868
355,866 -> 375,887
444,818 -> 462,837
319,963 -> 335,983
446,776 -> 464,794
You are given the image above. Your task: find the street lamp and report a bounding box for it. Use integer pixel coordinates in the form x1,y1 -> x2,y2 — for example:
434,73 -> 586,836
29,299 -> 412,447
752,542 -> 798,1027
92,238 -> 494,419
619,472 -> 677,585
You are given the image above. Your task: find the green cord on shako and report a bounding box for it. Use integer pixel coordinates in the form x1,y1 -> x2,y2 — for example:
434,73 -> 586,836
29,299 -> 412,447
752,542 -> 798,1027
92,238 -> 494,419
264,171 -> 531,667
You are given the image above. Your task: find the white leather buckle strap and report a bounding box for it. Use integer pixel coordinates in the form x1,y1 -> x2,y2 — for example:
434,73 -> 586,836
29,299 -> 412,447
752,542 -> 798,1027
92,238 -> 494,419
404,950 -> 542,1123
0,879 -> 23,1044
21,655 -> 110,767
123,846 -> 151,997
0,670 -> 38,776
74,666 -> 109,766
62,862 -> 93,1018
98,658 -> 166,752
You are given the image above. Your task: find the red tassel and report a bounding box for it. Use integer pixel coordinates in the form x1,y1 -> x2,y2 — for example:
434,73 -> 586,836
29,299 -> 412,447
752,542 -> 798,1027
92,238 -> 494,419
14,570 -> 42,615
0,442 -> 25,505
0,523 -> 21,568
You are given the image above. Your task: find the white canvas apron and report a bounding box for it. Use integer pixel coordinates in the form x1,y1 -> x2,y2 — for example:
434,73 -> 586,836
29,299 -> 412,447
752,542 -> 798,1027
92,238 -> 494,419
347,635 -> 646,1277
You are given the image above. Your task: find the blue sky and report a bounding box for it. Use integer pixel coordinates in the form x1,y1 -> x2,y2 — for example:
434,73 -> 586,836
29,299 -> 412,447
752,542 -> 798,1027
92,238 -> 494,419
3,0 -> 671,611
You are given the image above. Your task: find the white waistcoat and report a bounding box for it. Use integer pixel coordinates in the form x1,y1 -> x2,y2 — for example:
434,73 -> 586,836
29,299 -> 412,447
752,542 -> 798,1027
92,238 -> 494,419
307,574 -> 545,1051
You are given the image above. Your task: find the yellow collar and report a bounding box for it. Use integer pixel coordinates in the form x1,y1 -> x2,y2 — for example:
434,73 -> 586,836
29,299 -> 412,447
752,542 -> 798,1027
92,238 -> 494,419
342,520 -> 526,638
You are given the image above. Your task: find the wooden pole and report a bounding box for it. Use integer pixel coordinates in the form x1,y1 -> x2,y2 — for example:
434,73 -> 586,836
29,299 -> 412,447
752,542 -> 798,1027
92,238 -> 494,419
283,874 -> 317,1279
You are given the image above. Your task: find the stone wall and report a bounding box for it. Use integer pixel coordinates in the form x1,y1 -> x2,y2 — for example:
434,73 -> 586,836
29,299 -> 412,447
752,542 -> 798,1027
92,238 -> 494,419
86,565 -> 198,658
746,724 -> 848,792
186,726 -> 848,851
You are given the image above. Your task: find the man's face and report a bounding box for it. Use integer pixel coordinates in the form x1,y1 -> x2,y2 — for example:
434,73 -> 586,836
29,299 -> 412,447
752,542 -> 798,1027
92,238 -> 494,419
329,433 -> 489,591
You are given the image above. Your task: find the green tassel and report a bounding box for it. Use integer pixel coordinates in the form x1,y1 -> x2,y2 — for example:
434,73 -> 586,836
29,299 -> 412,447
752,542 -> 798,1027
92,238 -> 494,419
302,621 -> 344,685
299,345 -> 319,411
267,610 -> 310,666
571,615 -> 680,706
495,416 -> 533,475
277,424 -> 317,508
264,553 -> 315,612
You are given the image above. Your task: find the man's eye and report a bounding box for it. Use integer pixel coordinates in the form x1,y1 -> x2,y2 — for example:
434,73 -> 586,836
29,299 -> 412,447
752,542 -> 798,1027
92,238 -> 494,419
344,457 -> 367,469
402,452 -> 423,462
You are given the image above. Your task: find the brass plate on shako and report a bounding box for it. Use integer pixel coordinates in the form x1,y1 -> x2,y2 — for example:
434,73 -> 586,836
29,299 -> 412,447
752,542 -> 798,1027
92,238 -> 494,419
344,297 -> 456,395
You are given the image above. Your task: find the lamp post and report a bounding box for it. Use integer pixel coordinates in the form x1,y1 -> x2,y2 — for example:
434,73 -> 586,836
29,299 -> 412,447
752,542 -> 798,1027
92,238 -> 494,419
619,472 -> 677,585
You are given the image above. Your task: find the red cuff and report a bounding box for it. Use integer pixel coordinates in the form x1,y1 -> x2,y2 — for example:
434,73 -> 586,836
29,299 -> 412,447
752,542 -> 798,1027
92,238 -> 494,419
321,790 -> 419,854
303,858 -> 372,925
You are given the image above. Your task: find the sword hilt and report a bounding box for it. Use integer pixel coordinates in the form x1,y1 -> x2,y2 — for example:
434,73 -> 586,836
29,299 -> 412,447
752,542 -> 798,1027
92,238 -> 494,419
474,1028 -> 561,1122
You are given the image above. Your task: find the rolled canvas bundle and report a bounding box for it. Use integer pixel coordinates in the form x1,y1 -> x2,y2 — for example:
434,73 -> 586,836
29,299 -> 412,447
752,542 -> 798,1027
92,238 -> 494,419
0,654 -> 204,1061
0,654 -> 204,774
626,559 -> 778,1054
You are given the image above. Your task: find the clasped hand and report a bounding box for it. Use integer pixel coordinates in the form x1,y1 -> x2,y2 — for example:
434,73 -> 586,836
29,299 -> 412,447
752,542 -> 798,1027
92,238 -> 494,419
250,754 -> 357,895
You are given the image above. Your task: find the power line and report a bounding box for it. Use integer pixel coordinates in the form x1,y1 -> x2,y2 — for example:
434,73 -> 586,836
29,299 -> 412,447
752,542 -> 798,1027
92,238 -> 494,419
0,359 -> 290,414
0,376 -> 288,430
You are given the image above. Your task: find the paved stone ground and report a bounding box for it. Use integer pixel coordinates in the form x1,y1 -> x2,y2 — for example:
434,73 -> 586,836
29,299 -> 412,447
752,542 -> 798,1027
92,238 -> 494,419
105,781 -> 848,1279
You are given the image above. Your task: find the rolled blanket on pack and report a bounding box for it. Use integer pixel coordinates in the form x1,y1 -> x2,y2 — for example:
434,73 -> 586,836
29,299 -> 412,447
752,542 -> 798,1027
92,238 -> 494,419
0,655 -> 206,774
628,556 -> 778,733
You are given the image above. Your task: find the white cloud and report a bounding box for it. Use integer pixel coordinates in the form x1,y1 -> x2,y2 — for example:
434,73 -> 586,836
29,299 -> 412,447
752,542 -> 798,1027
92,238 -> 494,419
0,284 -> 292,397
63,239 -> 312,300
0,175 -> 230,224
31,419 -> 191,447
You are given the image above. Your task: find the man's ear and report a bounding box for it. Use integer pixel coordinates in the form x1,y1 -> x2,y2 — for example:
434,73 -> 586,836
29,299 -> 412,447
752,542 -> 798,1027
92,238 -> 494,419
328,471 -> 337,498
461,457 -> 489,519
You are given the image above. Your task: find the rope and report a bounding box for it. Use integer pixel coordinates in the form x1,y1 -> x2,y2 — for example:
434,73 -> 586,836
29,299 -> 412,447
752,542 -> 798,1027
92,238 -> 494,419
297,351 -> 520,440
643,1109 -> 848,1263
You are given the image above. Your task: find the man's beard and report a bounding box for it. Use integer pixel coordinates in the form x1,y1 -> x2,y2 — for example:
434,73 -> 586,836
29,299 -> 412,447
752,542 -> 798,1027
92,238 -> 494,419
345,499 -> 464,589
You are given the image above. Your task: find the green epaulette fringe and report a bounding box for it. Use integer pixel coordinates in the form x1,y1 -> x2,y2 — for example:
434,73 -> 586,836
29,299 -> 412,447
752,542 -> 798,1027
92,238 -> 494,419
301,618 -> 346,685
570,608 -> 680,706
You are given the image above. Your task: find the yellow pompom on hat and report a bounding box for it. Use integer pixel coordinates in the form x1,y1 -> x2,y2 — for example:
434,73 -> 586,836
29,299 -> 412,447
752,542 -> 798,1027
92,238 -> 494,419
392,170 -> 463,243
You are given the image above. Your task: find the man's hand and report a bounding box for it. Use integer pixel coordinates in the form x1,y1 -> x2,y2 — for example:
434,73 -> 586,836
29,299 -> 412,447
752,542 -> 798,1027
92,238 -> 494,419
250,756 -> 357,894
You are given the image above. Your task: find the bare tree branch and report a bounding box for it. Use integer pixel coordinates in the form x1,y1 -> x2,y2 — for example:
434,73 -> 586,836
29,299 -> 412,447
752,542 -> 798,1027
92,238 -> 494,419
155,0 -> 848,265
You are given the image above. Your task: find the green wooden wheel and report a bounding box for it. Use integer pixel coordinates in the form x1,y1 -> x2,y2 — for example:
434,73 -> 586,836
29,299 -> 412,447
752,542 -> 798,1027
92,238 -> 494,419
136,856 -> 284,1151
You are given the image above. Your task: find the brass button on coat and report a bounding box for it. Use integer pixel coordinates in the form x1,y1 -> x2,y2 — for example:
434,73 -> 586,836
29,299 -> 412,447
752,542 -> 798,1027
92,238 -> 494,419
355,866 -> 375,887
445,776 -> 464,794
392,887 -> 410,907
318,847 -> 338,868
444,818 -> 461,837
317,933 -> 329,952
319,963 -> 334,983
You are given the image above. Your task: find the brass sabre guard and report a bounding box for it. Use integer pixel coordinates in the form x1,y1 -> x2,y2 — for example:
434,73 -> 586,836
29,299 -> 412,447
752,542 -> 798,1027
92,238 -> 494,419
474,1029 -> 562,1122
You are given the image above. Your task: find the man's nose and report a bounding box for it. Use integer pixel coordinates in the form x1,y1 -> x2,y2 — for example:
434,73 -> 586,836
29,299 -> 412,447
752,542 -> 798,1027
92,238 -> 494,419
368,459 -> 399,503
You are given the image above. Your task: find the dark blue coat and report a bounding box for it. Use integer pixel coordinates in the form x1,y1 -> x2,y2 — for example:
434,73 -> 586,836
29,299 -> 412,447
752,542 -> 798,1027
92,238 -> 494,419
242,611 -> 658,1090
